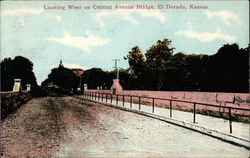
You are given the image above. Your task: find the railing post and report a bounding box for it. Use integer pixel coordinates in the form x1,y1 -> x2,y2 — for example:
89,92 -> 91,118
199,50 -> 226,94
106,94 -> 107,102
139,96 -> 141,110
130,96 -> 132,108
111,94 -> 113,103
123,95 -> 125,106
229,107 -> 232,133
116,95 -> 118,105
152,98 -> 155,113
193,103 -> 196,123
170,100 -> 172,117
102,93 -> 103,102
98,93 -> 100,101
95,92 -> 97,100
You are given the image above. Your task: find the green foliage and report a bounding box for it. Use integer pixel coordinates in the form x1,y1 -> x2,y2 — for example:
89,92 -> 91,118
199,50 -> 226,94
43,41 -> 247,93
1,56 -> 37,91
208,43 -> 248,92
145,39 -> 174,90
81,68 -> 109,89
125,46 -> 146,89
42,65 -> 78,92
126,46 -> 145,72
125,40 -> 248,93
80,68 -> 135,90
146,39 -> 174,66
167,52 -> 188,90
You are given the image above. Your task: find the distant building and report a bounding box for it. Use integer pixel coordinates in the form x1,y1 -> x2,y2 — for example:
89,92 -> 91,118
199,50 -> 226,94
58,60 -> 85,75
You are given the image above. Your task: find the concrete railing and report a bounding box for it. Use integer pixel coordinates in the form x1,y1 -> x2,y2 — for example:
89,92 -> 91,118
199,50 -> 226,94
1,90 -> 32,120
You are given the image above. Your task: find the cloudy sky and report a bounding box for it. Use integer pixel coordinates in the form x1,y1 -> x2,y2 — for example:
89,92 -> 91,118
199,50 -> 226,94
1,1 -> 249,84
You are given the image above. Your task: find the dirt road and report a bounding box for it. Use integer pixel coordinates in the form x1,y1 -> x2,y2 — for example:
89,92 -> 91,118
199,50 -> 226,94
0,97 -> 248,157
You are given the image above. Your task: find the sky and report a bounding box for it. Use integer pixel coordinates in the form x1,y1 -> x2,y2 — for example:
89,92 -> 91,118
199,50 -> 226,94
1,1 -> 249,85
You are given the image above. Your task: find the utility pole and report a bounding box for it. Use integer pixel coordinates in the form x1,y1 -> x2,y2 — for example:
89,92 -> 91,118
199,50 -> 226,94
112,59 -> 120,79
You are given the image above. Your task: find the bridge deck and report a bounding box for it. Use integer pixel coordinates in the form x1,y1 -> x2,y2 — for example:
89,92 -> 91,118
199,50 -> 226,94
1,97 -> 248,157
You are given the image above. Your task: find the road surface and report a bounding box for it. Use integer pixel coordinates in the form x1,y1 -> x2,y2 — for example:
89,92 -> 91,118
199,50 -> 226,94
1,96 -> 248,157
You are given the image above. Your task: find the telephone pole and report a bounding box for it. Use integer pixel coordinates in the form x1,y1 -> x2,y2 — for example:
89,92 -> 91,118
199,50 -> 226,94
112,59 -> 120,79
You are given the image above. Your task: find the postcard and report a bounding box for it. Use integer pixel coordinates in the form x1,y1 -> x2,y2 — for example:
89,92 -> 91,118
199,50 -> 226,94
1,0 -> 249,157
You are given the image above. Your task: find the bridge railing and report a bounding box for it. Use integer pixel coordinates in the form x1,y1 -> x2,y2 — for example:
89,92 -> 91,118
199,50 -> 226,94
83,91 -> 250,134
1,90 -> 32,120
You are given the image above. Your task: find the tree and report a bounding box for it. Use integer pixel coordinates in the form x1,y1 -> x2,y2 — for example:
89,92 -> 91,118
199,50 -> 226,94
208,43 -> 249,92
42,65 -> 78,92
1,56 -> 37,91
184,54 -> 209,91
145,39 -> 174,90
126,46 -> 145,72
167,52 -> 188,90
81,68 -> 109,89
125,46 -> 146,89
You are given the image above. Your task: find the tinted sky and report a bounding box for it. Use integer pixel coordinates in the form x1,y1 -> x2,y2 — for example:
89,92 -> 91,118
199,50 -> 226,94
1,1 -> 249,84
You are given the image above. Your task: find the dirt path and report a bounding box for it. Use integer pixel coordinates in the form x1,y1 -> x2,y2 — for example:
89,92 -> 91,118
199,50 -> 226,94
1,97 -> 248,157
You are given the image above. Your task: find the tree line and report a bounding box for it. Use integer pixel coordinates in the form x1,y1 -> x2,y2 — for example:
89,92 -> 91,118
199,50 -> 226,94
1,39 -> 248,93
82,39 -> 249,93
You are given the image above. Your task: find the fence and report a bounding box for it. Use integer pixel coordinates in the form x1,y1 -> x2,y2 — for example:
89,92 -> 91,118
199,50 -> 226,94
83,91 -> 250,134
